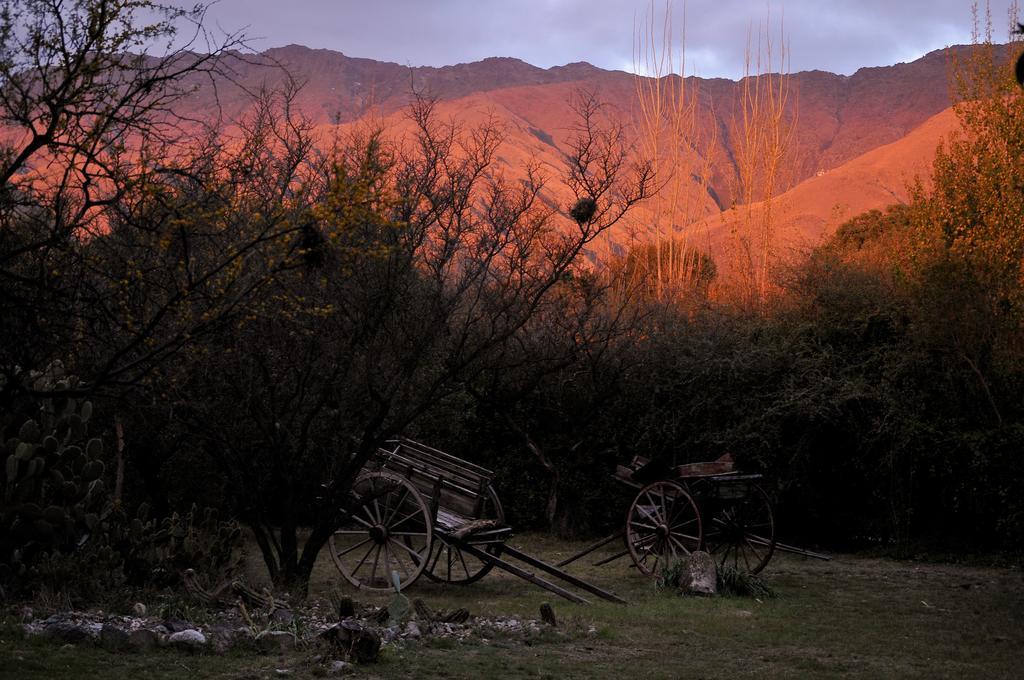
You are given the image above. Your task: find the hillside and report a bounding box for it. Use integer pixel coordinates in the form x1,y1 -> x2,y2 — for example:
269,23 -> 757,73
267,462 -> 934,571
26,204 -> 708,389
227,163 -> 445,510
166,43 -> 1012,262
697,105 -> 962,269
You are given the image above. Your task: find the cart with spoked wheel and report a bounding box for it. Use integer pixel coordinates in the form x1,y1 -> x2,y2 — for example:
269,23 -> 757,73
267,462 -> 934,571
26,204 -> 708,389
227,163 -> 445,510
557,454 -> 830,575
328,438 -> 625,604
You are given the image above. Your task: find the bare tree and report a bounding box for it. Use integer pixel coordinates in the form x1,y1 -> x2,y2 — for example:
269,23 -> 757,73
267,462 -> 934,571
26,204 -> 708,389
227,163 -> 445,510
725,7 -> 796,307
631,0 -> 717,303
160,91 -> 653,593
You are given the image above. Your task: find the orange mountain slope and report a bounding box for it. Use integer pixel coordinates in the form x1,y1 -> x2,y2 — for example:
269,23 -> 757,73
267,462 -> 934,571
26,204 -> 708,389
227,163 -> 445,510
696,105 -> 961,267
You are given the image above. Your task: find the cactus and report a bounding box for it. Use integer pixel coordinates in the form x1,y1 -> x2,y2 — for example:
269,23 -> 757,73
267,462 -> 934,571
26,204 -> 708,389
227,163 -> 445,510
2,362 -> 242,593
0,362 -> 111,584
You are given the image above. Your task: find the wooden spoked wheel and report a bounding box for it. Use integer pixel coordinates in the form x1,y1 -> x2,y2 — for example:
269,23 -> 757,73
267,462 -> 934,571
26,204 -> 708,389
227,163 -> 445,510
330,471 -> 433,591
704,484 -> 775,574
420,484 -> 505,585
626,480 -> 702,576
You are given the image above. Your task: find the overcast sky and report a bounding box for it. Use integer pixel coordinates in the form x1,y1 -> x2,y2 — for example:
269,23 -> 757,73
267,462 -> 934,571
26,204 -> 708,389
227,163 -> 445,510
190,1 -> 1019,79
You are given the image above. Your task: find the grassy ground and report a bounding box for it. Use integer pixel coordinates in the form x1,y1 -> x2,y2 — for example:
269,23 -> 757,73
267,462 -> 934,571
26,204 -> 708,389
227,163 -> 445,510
3,533 -> 1023,679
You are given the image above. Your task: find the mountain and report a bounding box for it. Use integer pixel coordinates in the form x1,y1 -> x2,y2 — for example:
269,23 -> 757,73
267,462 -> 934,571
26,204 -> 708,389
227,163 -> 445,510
171,43 -> 1012,263
695,106 -> 961,266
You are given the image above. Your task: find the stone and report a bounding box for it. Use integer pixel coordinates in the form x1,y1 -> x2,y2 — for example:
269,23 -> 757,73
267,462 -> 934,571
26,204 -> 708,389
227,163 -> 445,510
131,602 -> 147,617
168,629 -> 207,651
271,608 -> 295,625
128,628 -> 161,652
685,550 -> 717,596
327,660 -> 354,675
209,625 -> 254,654
42,621 -> 93,645
163,618 -> 193,633
256,630 -> 296,654
403,621 -> 421,639
99,624 -> 131,651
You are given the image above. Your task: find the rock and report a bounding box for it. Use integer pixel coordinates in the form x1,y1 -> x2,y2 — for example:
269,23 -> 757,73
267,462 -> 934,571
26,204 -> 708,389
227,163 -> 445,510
168,629 -> 207,651
686,550 -> 717,596
208,624 -> 253,654
131,602 -> 147,617
404,621 -> 421,639
539,603 -> 557,627
128,628 -> 161,652
327,660 -> 354,675
256,629 -> 296,654
163,618 -> 193,633
99,624 -> 131,651
319,621 -> 381,664
42,621 -> 93,645
271,608 -> 295,626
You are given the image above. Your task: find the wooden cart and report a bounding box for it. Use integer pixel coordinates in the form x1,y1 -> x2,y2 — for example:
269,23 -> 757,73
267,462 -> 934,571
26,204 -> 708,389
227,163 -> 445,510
329,438 -> 625,604
558,454 -> 829,575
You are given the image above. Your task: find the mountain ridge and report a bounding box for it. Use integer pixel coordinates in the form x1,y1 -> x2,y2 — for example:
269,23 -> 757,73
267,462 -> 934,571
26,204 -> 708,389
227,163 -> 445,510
170,42 -> 1013,264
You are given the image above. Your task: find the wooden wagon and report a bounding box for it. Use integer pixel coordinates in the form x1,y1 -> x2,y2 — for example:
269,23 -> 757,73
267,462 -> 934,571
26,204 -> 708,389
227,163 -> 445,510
559,453 -> 829,575
329,438 -> 625,604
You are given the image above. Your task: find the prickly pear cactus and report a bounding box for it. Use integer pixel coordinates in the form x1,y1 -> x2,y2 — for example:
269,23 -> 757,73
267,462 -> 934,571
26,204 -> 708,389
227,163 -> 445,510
0,362 -> 110,583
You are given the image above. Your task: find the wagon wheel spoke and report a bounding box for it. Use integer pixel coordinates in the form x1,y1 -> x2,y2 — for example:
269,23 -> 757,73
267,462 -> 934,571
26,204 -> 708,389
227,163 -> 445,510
643,492 -> 665,524
350,514 -> 374,530
668,535 -> 693,555
743,537 -> 764,565
627,480 -> 701,577
671,517 -> 699,531
428,542 -> 445,573
389,508 -> 424,530
335,537 -> 372,558
330,472 -> 432,591
351,542 -> 377,574
389,537 -> 426,562
421,484 -> 505,586
630,520 -> 659,531
659,487 -> 670,528
384,487 -> 410,525
456,548 -> 473,580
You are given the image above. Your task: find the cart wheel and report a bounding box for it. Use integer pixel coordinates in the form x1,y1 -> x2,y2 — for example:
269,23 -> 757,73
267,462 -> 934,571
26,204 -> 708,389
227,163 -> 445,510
626,480 -> 702,577
419,484 -> 505,585
330,471 -> 433,591
704,484 -> 775,574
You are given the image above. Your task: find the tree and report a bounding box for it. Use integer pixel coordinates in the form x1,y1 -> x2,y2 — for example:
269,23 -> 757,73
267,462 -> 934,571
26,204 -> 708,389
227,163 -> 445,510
0,1 -> 316,402
153,92 -> 654,593
723,7 -> 795,307
630,0 -> 717,303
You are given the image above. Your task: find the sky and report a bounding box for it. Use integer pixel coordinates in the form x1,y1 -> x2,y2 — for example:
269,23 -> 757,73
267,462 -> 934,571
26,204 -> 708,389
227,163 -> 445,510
187,1 -> 1020,80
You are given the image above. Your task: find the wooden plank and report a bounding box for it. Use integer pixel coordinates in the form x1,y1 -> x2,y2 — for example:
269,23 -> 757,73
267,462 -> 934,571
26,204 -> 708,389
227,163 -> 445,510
454,542 -> 590,605
500,545 -> 627,604
388,438 -> 494,478
377,460 -> 484,517
593,548 -> 630,567
382,450 -> 487,492
555,532 -> 623,567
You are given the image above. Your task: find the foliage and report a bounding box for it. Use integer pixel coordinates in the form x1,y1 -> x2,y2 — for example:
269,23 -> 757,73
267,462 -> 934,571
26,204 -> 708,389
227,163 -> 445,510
716,564 -> 775,599
1,363 -> 110,586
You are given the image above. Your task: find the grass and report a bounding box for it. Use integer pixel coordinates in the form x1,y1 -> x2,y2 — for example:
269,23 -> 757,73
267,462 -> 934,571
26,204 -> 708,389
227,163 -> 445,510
3,533 -> 1024,679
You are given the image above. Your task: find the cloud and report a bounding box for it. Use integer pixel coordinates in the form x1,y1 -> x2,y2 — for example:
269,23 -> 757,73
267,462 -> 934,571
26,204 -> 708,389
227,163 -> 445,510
189,0 -> 1019,79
